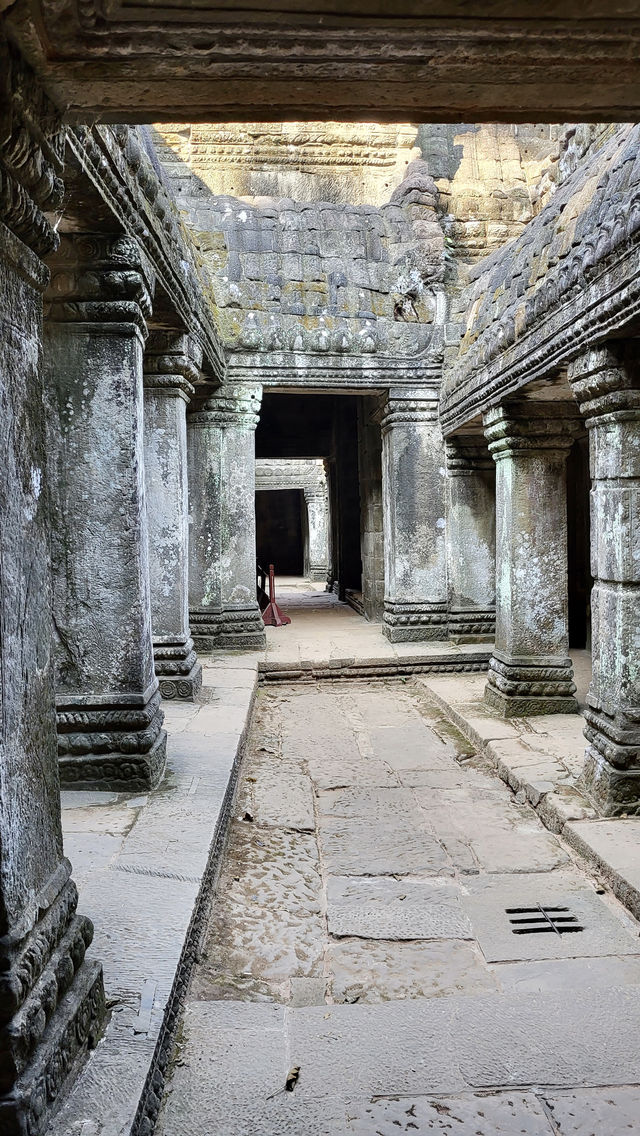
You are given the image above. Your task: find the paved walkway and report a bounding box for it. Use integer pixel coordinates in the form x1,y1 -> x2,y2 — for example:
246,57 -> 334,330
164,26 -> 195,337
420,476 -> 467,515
158,680 -> 640,1136
261,580 -> 491,676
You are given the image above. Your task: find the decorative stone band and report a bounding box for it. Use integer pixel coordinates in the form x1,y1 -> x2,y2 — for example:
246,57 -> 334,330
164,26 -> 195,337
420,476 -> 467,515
483,401 -> 583,459
153,637 -> 203,701
382,600 -> 448,643
380,391 -> 439,435
189,384 -> 263,432
44,233 -> 154,330
448,608 -> 496,642
0,869 -> 105,1136
190,606 -> 266,650
445,439 -> 494,475
56,688 -> 166,791
485,654 -> 578,718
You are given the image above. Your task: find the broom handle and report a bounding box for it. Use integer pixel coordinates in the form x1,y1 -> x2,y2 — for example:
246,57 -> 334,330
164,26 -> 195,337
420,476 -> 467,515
269,564 -> 275,604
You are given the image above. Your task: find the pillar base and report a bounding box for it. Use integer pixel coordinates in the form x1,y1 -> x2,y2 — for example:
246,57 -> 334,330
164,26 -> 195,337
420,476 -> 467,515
484,653 -> 578,716
0,878 -> 106,1136
154,636 -> 203,701
448,607 -> 496,643
57,688 -> 167,790
383,601 -> 448,642
582,744 -> 640,816
308,565 -> 328,583
190,605 -> 266,650
581,703 -> 640,815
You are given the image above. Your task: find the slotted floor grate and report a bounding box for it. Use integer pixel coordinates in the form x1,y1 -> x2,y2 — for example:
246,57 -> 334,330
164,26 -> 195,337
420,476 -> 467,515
506,905 -> 584,936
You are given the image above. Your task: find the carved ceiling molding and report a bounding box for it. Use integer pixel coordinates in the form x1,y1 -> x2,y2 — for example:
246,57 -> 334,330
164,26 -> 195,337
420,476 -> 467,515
6,2 -> 640,121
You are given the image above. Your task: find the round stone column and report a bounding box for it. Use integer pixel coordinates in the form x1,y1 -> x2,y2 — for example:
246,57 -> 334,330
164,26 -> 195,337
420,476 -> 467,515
570,346 -> 640,814
483,401 -> 581,716
381,387 -> 448,641
144,333 -> 203,700
188,385 -> 266,649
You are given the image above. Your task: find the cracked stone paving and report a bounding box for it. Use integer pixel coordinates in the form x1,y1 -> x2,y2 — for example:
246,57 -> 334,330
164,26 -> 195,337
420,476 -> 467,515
156,681 -> 640,1135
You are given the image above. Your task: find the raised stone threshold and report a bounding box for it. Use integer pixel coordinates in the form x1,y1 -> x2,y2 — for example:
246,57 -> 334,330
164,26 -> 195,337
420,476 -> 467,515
259,643 -> 492,683
47,657 -> 259,1136
414,666 -> 640,926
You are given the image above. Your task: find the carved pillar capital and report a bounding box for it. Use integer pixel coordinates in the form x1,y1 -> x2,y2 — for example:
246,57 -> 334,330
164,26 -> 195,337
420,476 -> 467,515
445,436 -> 494,475
194,383 -> 262,431
44,233 -> 154,333
483,401 -> 583,460
143,331 -> 201,402
568,345 -> 640,422
380,387 -> 438,434
0,39 -> 65,266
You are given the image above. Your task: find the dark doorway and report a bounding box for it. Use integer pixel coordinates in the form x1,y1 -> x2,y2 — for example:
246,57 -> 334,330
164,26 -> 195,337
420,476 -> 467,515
255,488 -> 304,576
567,435 -> 591,650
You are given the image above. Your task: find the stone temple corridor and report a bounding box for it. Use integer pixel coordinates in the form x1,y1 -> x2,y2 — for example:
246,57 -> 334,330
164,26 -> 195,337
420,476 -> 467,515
6,6 -> 640,1134
157,681 -> 640,1135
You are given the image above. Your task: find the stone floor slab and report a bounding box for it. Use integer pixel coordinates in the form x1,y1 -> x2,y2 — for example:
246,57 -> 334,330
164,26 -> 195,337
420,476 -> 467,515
327,876 -> 473,940
329,939 -> 498,1003
462,871 -> 640,963
542,1086 -> 640,1135
347,1092 -> 555,1135
319,816 -> 453,877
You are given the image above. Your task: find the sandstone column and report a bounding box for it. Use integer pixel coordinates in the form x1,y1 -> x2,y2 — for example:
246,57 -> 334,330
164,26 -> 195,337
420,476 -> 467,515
483,401 -> 580,715
44,233 -> 166,790
445,437 -> 496,641
303,485 -> 330,582
144,332 -> 203,700
381,387 -> 447,641
0,42 -> 104,1134
188,385 -> 266,649
569,346 -> 640,814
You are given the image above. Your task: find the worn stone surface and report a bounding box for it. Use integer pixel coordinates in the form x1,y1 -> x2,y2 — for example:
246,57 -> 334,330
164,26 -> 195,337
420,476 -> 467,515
446,438 -> 496,642
0,45 -> 106,1135
157,680 -> 640,1136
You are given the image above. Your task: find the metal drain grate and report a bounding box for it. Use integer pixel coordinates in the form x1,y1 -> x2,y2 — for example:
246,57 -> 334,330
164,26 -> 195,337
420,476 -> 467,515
506,905 -> 584,936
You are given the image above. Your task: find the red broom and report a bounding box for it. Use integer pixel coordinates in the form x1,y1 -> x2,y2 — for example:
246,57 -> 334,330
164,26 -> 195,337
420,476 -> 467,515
262,564 -> 291,627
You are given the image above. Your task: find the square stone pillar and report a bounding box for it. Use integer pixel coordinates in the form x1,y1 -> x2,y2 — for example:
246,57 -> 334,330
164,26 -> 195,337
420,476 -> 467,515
44,233 -> 166,790
569,346 -> 640,814
381,388 -> 447,641
483,401 -> 581,716
188,385 -> 266,649
303,486 -> 330,582
445,437 -> 496,642
0,42 -> 105,1134
144,332 -> 203,701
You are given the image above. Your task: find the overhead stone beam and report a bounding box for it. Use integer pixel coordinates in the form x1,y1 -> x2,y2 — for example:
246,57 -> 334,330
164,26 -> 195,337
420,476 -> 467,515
6,3 -> 640,122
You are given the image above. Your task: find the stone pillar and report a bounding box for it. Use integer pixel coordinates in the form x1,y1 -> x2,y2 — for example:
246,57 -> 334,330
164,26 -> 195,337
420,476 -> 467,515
381,387 -> 447,641
445,437 -> 496,641
483,401 -> 580,716
569,346 -> 640,814
188,384 -> 266,649
303,486 -> 329,582
144,332 -> 203,701
0,41 -> 104,1134
44,233 -> 167,790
